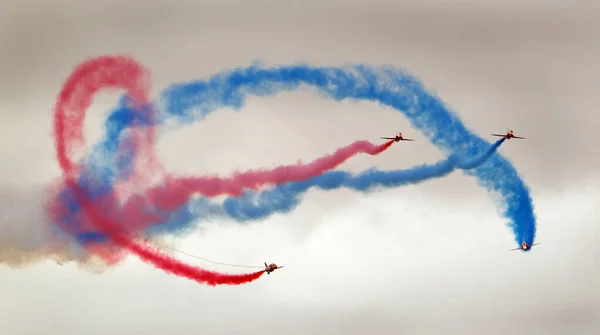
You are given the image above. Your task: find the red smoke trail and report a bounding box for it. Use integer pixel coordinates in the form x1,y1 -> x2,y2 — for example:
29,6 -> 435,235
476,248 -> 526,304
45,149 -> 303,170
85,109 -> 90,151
50,137 -> 394,242
127,139 -> 394,213
50,55 -> 264,285
48,55 -> 394,285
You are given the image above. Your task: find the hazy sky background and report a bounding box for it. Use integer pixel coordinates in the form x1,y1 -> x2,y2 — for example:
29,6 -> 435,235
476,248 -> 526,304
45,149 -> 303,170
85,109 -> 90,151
1,0 -> 598,334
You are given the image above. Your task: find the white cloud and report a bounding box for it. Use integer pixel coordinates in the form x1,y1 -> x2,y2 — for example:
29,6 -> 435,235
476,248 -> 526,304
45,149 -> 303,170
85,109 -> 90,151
0,184 -> 597,334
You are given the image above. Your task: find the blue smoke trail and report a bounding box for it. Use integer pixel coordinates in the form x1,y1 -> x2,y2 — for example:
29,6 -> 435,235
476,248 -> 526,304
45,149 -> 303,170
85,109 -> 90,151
78,138 -> 505,243
50,97 -> 151,230
142,138 -> 505,235
66,63 -> 535,247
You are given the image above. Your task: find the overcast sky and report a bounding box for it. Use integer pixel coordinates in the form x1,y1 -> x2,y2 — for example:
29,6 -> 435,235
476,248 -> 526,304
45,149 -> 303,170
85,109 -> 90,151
1,0 -> 599,334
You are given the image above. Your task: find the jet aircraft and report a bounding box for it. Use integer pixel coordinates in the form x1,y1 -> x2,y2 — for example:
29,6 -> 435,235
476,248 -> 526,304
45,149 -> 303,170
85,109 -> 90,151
264,262 -> 284,274
492,129 -> 525,140
510,241 -> 540,251
381,132 -> 415,142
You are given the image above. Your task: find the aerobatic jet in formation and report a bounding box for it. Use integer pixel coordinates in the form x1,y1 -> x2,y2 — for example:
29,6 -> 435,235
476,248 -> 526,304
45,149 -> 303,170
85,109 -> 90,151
492,129 -> 525,140
510,241 -> 540,251
264,262 -> 284,274
381,132 -> 415,142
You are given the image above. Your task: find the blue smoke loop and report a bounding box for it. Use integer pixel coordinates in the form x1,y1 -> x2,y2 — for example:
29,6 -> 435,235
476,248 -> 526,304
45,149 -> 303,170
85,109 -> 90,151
59,63 -> 535,248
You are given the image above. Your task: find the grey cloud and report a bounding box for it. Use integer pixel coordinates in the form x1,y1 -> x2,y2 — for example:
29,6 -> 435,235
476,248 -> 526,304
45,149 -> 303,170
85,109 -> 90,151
3,0 -> 599,189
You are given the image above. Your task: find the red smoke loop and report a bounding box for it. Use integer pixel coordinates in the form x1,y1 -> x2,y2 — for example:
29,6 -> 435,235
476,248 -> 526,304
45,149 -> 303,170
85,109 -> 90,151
47,55 -> 393,286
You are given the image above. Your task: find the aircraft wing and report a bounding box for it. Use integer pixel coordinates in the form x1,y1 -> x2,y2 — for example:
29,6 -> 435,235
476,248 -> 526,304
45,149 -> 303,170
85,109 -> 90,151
380,137 -> 395,140
513,136 -> 526,139
509,247 -> 522,251
491,134 -> 506,137
401,138 -> 415,141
